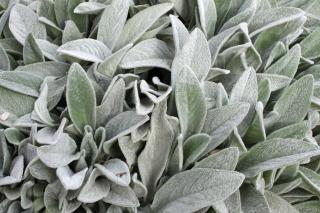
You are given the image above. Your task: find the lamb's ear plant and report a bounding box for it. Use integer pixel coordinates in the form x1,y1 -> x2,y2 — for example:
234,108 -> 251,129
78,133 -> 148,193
1,0 -> 320,212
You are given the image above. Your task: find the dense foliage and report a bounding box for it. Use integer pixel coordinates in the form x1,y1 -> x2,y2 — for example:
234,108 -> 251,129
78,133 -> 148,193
1,0 -> 320,212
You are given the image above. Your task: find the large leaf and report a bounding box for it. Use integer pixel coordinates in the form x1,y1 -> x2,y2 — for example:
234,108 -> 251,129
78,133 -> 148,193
249,7 -> 305,36
120,38 -> 174,70
271,75 -> 313,131
237,138 -> 320,177
97,0 -> 130,50
229,68 -> 258,135
114,3 -> 173,50
171,28 -> 211,83
9,4 -> 46,44
197,0 -> 217,38
151,168 -> 244,213
175,66 -> 207,139
202,103 -> 250,151
66,63 -> 96,133
194,147 -> 239,170
0,71 -> 42,97
138,101 -> 174,200
57,39 -> 111,62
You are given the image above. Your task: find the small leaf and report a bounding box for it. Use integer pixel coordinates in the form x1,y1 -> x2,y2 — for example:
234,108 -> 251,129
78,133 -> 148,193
56,166 -> 88,190
102,183 -> 140,208
265,191 -> 299,213
299,166 -> 320,196
240,184 -> 270,213
20,181 -> 34,209
9,4 -> 46,44
175,66 -> 207,139
0,87 -> 36,126
16,62 -> 69,79
267,121 -> 309,140
169,15 -> 190,51
36,39 -> 64,62
265,45 -> 301,79
66,63 -> 96,133
67,0 -> 88,33
4,128 -> 25,145
151,168 -> 244,213
96,44 -> 132,79
0,155 -> 24,186
237,138 -> 320,177
44,181 -> 63,213
208,23 -> 245,65
95,159 -> 130,187
0,44 -> 10,70
23,34 -> 44,65
301,28 -> 320,59
183,134 -> 210,169
58,39 -> 111,62
0,71 -> 42,98
77,169 -> 110,203
104,111 -> 149,143
33,84 -> 57,126
194,147 -> 239,170
74,2 -> 107,14
27,158 -> 56,183
37,133 -> 80,168
96,78 -> 126,127
114,3 -> 173,50
62,20 -> 83,44
36,118 -> 67,145
118,136 -> 143,168
256,73 -> 291,92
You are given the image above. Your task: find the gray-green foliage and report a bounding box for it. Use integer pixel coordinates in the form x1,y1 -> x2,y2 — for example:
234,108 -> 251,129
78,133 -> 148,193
0,0 -> 320,212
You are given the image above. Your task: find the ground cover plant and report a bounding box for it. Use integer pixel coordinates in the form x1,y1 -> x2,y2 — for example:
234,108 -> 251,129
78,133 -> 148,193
1,0 -> 320,212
